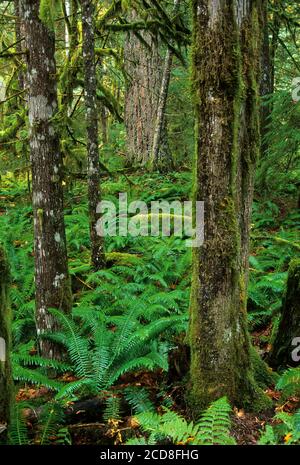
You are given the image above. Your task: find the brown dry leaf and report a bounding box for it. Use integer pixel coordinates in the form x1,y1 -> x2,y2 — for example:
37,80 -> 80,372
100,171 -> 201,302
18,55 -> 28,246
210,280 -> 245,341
16,387 -> 49,401
127,417 -> 140,429
265,388 -> 280,400
234,407 -> 245,418
60,373 -> 78,382
114,431 -> 123,445
177,437 -> 194,446
284,433 -> 292,443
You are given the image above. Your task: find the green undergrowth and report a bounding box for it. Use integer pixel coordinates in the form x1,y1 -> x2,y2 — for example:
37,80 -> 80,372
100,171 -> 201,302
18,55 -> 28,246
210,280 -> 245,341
1,171 -> 299,444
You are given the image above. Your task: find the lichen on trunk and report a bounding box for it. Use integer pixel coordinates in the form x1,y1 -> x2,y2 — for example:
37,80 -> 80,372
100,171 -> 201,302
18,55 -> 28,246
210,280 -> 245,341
189,0 -> 270,413
81,0 -> 105,270
22,0 -> 72,359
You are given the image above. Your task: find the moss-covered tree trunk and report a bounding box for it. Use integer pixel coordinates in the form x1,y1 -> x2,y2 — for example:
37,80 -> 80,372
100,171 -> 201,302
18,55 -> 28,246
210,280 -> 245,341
189,0 -> 267,412
269,260 -> 300,369
0,248 -> 11,444
81,0 -> 105,270
22,0 -> 72,359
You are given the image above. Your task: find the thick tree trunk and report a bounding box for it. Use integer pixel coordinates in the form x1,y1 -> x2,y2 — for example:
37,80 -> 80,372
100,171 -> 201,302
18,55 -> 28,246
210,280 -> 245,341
189,0 -> 268,412
124,11 -> 171,167
22,0 -> 72,359
269,260 -> 300,369
81,0 -> 105,270
0,248 -> 11,444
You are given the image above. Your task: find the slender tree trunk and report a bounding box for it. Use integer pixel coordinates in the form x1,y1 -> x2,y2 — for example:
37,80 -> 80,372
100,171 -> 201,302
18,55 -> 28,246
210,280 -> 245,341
64,0 -> 71,57
269,7 -> 280,95
150,0 -> 180,171
0,248 -> 11,444
100,106 -> 108,144
150,50 -> 173,171
124,11 -> 171,167
257,2 -> 280,189
14,0 -> 24,92
22,0 -> 72,359
15,0 -> 31,190
260,0 -> 272,159
81,0 -> 105,270
65,0 -> 80,98
60,0 -> 79,112
269,260 -> 300,369
60,0 -> 80,166
189,0 -> 268,412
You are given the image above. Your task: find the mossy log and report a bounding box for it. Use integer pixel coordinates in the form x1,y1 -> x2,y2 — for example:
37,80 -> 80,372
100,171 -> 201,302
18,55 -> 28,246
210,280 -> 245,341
269,259 -> 300,370
0,247 -> 11,444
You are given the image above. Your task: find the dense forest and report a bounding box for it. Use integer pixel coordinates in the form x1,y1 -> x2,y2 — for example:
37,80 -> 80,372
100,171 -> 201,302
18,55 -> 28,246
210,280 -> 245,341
0,0 -> 300,449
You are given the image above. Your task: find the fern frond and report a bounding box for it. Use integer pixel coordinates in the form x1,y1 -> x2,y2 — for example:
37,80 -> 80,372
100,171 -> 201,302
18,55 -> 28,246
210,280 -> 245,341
9,402 -> 30,445
128,397 -> 235,445
13,365 -> 63,391
276,368 -> 300,397
124,387 -> 155,414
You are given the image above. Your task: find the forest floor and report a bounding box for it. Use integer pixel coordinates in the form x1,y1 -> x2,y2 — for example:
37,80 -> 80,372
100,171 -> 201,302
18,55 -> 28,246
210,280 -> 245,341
1,169 -> 299,445
14,364 -> 300,445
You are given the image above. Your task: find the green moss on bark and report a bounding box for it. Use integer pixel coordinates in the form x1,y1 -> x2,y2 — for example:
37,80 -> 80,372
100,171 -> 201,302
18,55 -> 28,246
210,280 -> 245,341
188,1 -> 270,414
269,259 -> 300,369
250,346 -> 278,388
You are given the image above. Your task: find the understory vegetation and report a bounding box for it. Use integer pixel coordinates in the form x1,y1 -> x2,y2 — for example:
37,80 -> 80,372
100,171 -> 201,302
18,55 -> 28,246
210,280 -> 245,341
1,157 -> 300,445
0,0 -> 299,448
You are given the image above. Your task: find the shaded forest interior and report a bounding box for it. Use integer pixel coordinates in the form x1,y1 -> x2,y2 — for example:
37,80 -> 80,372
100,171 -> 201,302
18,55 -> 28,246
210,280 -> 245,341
0,0 -> 300,447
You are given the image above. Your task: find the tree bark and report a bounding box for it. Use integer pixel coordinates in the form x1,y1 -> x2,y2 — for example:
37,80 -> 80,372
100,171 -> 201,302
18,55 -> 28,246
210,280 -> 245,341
189,0 -> 269,412
260,0 -> 272,159
64,0 -> 71,57
150,49 -> 173,171
269,259 -> 300,369
100,106 -> 108,144
0,248 -> 11,444
257,2 -> 280,189
22,0 -> 72,359
14,0 -> 25,92
60,0 -> 79,112
81,0 -> 105,270
150,0 -> 180,171
124,10 -> 171,167
269,5 -> 280,96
